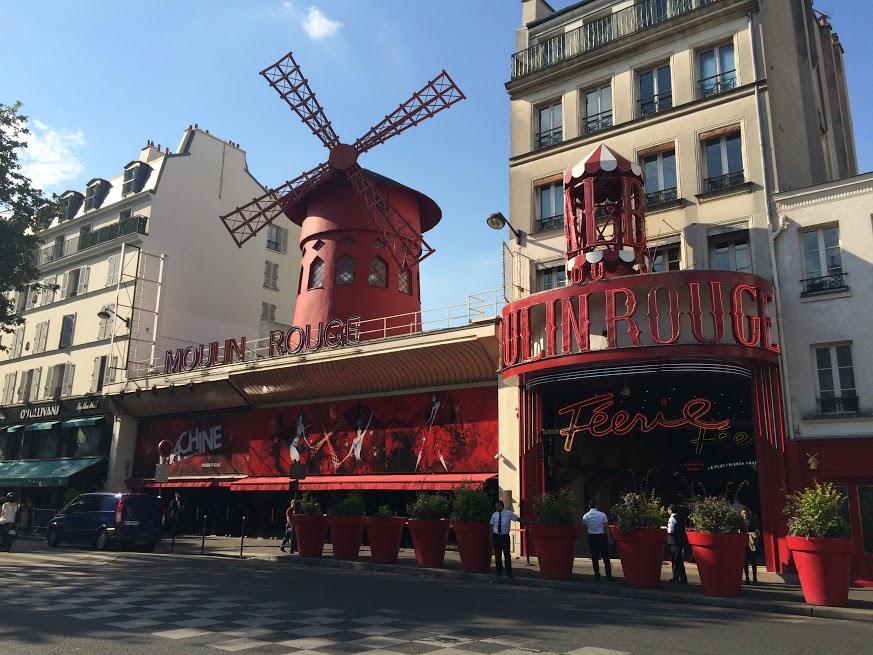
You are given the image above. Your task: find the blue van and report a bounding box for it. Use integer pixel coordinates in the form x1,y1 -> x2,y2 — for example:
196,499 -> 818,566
46,493 -> 164,551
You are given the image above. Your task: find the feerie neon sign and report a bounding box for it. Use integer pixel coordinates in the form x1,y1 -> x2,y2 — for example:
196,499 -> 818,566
558,392 -> 731,452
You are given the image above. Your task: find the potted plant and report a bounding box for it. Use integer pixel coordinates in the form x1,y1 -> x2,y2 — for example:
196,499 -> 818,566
451,484 -> 494,574
686,495 -> 746,597
292,492 -> 328,558
785,481 -> 853,607
610,490 -> 668,589
327,492 -> 366,561
529,490 -> 579,581
407,493 -> 451,568
365,505 -> 406,564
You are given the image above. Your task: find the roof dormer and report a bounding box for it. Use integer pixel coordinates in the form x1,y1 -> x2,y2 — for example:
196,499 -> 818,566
59,190 -> 84,222
122,161 -> 151,196
84,178 -> 111,211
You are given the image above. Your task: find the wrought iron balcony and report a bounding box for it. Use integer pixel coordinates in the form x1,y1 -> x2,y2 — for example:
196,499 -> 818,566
699,70 -> 737,98
511,0 -> 722,80
817,395 -> 859,415
703,170 -> 744,193
583,111 -> 613,135
536,128 -> 563,150
801,271 -> 848,295
536,214 -> 564,232
639,93 -> 673,117
646,187 -> 678,206
35,215 -> 148,266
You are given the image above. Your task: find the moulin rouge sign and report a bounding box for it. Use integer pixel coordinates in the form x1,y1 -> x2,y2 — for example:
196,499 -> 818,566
501,272 -> 780,376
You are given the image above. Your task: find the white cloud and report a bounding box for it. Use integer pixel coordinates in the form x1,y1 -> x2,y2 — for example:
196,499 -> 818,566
303,6 -> 342,39
19,120 -> 86,192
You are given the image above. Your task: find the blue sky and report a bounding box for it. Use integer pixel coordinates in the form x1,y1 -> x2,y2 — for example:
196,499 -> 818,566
3,1 -> 872,311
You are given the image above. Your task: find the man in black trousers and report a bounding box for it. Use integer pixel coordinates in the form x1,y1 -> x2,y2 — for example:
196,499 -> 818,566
667,504 -> 688,584
489,500 -> 520,577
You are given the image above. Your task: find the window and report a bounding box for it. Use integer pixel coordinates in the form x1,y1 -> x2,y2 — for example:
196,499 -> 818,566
638,64 -> 672,116
39,276 -> 57,306
24,285 -> 38,310
336,255 -> 356,286
583,86 -> 612,135
90,356 -> 115,393
399,269 -> 412,295
708,232 -> 750,273
702,131 -> 743,191
17,368 -> 41,403
642,147 -> 677,206
1,372 -> 16,405
267,224 -> 288,253
59,314 -> 76,349
699,43 -> 736,98
121,163 -> 149,195
368,257 -> 388,288
97,304 -> 115,340
651,244 -> 681,272
308,257 -> 324,289
60,192 -> 83,221
537,180 -> 564,232
815,344 -> 858,414
33,321 -> 50,354
106,255 -> 121,287
801,227 -> 845,294
536,102 -> 562,149
261,303 -> 276,322
540,265 -> 567,292
264,261 -> 279,289
10,328 -> 24,359
84,181 -> 101,211
63,266 -> 90,299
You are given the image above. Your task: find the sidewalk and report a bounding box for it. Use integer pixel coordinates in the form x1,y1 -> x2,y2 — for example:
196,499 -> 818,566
155,534 -> 873,623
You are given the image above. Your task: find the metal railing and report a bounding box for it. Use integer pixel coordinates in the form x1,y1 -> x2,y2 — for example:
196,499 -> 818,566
699,70 -> 737,98
536,214 -> 564,232
703,170 -> 744,192
535,128 -> 563,150
583,111 -> 613,135
35,215 -> 148,266
639,92 -> 673,117
511,0 -> 721,80
817,396 -> 859,415
645,187 -> 679,206
801,272 -> 848,295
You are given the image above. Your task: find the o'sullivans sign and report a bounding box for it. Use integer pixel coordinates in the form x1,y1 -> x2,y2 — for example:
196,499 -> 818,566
500,271 -> 780,378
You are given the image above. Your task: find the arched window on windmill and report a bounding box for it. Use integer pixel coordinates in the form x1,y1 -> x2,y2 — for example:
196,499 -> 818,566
399,268 -> 412,295
308,257 -> 325,289
368,256 -> 388,288
336,254 -> 356,286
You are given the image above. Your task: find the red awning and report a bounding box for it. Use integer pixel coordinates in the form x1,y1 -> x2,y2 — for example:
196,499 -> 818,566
229,473 -> 496,492
131,478 -> 242,489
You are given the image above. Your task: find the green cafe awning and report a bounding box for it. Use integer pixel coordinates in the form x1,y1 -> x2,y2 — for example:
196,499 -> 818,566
0,457 -> 104,488
2,425 -> 24,433
61,417 -> 103,428
23,421 -> 60,432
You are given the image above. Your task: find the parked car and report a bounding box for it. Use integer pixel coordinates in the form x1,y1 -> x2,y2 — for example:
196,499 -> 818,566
46,493 -> 163,551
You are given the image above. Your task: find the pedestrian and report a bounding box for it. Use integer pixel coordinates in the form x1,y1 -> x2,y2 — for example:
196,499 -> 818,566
666,504 -> 688,584
23,498 -> 34,533
280,499 -> 296,553
581,500 -> 614,581
740,508 -> 759,585
489,500 -> 521,578
168,493 -> 181,535
0,493 -> 19,526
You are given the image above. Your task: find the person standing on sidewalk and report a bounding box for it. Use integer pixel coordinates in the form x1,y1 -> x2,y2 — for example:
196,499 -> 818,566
280,499 -> 296,553
740,508 -> 759,585
667,504 -> 688,584
168,493 -> 181,536
489,500 -> 520,578
582,500 -> 614,582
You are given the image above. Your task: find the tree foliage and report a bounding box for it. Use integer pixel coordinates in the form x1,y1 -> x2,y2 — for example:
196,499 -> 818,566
0,101 -> 59,348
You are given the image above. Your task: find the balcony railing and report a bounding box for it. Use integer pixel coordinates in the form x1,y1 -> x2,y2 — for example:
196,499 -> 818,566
801,271 -> 848,295
536,214 -> 564,232
35,215 -> 148,266
646,187 -> 679,206
511,0 -> 721,80
536,128 -> 563,150
639,92 -> 673,117
703,170 -> 744,193
584,111 -> 613,135
817,395 -> 859,415
699,70 -> 737,98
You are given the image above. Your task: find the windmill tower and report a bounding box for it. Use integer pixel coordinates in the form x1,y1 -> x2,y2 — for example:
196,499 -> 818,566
220,51 -> 465,341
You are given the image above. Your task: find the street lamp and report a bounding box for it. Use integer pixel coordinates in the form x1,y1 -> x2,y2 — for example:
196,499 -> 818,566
97,307 -> 131,329
486,212 -> 524,242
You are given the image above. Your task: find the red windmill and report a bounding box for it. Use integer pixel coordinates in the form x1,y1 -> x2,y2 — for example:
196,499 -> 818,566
220,50 -> 465,339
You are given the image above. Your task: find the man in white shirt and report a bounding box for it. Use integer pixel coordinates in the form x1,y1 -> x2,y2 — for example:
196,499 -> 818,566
489,500 -> 520,578
0,493 -> 19,525
581,499 -> 614,581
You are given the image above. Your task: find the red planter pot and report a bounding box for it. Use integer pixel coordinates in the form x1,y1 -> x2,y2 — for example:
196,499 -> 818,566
612,527 -> 667,589
364,517 -> 407,564
452,521 -> 492,574
787,536 -> 853,607
327,516 -> 365,561
292,514 -> 328,558
687,531 -> 746,597
529,524 -> 579,581
408,519 -> 450,568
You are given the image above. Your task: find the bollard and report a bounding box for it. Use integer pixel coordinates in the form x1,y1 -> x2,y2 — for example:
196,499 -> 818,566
171,525 -> 176,554
240,516 -> 247,558
201,515 -> 207,555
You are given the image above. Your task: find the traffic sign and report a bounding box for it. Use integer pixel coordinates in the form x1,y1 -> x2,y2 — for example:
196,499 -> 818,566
154,463 -> 170,484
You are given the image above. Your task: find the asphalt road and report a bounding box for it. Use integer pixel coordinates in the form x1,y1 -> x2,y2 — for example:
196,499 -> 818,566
1,538 -> 872,655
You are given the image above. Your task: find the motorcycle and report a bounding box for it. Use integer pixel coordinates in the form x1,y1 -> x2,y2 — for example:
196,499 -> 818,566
0,523 -> 18,552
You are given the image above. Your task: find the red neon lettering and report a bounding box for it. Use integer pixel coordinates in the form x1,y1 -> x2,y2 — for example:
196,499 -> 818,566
730,284 -> 760,347
647,284 -> 680,345
544,299 -> 557,358
520,305 -> 541,362
605,288 -> 642,348
502,309 -> 520,368
269,330 -> 285,357
561,295 -> 590,354
165,349 -> 184,374
688,281 -> 725,344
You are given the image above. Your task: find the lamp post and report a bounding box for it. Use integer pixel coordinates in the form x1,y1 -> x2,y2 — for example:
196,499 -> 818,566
96,307 -> 131,329
486,212 -> 524,243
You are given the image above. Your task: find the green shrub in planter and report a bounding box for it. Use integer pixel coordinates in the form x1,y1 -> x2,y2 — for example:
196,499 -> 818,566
297,492 -> 322,516
785,481 -> 850,538
611,491 -> 668,532
451,484 -> 492,522
407,493 -> 450,520
330,492 -> 366,517
532,490 -> 576,526
372,504 -> 395,519
688,495 -> 745,533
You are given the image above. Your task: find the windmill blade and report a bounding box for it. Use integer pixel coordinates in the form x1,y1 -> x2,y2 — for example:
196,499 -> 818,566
261,51 -> 341,149
220,162 -> 333,248
353,71 -> 465,155
344,165 -> 434,270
